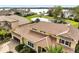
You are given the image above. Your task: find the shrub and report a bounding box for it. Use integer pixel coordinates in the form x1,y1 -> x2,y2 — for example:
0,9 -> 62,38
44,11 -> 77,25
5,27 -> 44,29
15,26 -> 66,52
15,44 -> 36,53
15,44 -> 25,52
46,45 -> 63,53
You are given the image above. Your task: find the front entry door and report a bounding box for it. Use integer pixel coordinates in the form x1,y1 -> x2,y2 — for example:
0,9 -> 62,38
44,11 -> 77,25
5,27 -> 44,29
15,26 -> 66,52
38,46 -> 46,53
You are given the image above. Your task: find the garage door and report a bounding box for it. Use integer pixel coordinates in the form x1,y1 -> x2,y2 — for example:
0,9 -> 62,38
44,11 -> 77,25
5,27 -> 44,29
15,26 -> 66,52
13,36 -> 20,43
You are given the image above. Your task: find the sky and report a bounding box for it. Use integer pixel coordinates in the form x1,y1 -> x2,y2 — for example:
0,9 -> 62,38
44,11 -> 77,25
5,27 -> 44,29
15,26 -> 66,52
0,0 -> 79,7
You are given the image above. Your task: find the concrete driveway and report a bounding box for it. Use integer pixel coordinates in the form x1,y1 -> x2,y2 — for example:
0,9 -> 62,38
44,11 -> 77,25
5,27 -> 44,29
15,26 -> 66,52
0,39 -> 19,53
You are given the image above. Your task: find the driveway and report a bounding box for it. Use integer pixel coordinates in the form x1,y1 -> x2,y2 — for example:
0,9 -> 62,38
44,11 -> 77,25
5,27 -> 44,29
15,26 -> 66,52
0,39 -> 19,53
0,42 -> 10,53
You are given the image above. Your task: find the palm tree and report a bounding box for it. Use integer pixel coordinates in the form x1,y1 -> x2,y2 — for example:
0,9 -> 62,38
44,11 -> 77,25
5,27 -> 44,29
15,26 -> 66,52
46,45 -> 63,53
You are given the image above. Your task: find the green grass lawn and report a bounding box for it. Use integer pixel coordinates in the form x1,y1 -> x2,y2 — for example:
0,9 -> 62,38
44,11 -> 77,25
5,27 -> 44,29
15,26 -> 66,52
25,15 -> 53,21
65,20 -> 79,28
25,15 -> 79,28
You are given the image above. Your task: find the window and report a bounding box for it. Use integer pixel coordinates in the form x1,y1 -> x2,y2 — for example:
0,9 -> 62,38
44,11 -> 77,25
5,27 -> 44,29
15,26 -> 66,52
65,41 -> 69,45
59,39 -> 64,44
65,41 -> 71,47
59,39 -> 71,47
42,48 -> 46,52
38,46 -> 46,53
28,41 -> 34,47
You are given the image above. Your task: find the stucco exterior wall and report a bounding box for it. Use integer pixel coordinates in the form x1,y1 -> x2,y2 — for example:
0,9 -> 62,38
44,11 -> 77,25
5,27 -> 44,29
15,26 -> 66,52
56,36 -> 76,53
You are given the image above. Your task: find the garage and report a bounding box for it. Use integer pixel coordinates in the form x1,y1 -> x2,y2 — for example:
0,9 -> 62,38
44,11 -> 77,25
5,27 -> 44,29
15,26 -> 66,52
13,36 -> 20,43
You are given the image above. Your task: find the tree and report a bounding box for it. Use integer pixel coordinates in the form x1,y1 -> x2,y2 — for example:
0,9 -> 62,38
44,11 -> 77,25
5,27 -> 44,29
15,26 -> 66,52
75,41 -> 79,53
47,6 -> 63,23
46,45 -> 63,53
73,6 -> 79,21
14,12 -> 22,16
47,8 -> 53,16
53,6 -> 63,20
39,12 -> 44,17
0,27 -> 11,41
0,29 -> 7,40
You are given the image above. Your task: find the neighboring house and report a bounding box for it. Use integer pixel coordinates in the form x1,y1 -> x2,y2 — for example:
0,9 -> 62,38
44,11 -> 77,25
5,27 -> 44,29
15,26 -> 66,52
12,22 -> 79,53
0,10 -> 15,16
0,8 -> 32,16
62,9 -> 75,19
0,15 -> 30,29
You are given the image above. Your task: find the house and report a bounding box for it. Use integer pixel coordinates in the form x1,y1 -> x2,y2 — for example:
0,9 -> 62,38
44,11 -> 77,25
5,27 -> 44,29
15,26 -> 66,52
62,9 -> 75,19
12,21 -> 79,53
0,9 -> 15,16
0,15 -> 30,29
0,15 -> 79,53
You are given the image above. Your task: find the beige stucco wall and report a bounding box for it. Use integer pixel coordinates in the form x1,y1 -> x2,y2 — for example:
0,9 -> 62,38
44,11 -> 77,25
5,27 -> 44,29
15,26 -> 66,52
11,31 -> 77,53
71,41 -> 77,51
56,36 -> 76,53
34,37 -> 56,52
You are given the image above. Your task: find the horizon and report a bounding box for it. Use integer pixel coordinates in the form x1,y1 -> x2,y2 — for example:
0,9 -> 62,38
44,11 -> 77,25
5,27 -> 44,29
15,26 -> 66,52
0,5 -> 78,8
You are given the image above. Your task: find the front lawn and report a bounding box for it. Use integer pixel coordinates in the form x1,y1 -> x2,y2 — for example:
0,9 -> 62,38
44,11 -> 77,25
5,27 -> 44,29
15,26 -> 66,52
65,20 -> 79,28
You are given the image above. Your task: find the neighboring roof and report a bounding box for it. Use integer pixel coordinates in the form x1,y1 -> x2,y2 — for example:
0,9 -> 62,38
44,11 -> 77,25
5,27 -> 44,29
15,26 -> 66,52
0,15 -> 30,25
0,10 -> 10,15
7,15 -> 30,25
0,16 -> 17,22
61,26 -> 79,42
